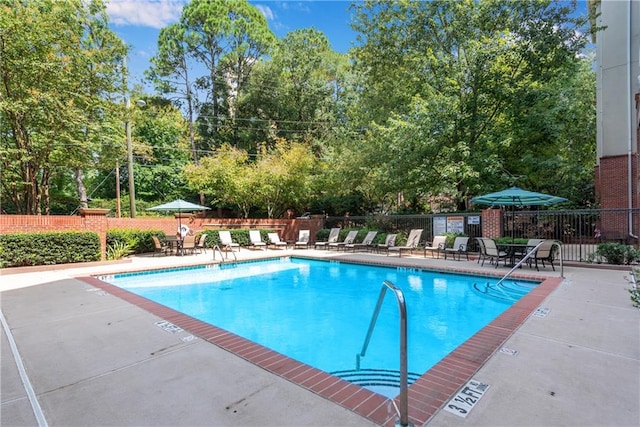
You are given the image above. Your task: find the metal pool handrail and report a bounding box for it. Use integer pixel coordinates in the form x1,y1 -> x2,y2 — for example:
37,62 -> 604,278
357,280 -> 413,427
495,241 -> 544,287
212,245 -> 236,262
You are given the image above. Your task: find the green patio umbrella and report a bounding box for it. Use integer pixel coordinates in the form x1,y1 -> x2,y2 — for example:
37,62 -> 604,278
471,186 -> 567,240
470,186 -> 567,207
147,199 -> 210,237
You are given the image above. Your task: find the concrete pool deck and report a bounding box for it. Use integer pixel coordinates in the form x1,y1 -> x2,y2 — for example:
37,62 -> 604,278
1,249 -> 639,426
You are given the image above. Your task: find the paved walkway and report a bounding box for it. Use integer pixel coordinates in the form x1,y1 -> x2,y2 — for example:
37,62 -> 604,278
1,249 -> 638,426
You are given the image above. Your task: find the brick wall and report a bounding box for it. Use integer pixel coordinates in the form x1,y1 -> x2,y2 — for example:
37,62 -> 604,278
481,209 -> 502,238
0,212 -> 325,260
595,154 -> 640,237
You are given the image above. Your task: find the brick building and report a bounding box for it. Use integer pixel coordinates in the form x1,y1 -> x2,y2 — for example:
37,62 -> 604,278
592,0 -> 640,238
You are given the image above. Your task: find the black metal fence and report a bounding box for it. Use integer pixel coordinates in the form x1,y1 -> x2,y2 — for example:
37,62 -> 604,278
326,208 -> 640,262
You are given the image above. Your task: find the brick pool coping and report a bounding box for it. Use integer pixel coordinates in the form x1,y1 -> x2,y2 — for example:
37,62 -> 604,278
78,260 -> 562,426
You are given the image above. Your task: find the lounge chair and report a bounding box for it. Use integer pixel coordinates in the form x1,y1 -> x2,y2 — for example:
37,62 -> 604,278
444,236 -> 470,261
315,228 -> 340,249
480,238 -> 507,268
152,236 -> 169,256
387,229 -> 423,257
345,231 -> 378,252
294,230 -> 310,249
249,230 -> 267,250
330,230 -> 358,251
267,233 -> 288,249
376,234 -> 397,253
423,236 -> 447,258
219,230 -> 240,252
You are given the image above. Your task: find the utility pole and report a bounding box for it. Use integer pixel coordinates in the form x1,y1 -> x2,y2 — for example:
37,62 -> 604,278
125,95 -> 136,218
115,161 -> 121,218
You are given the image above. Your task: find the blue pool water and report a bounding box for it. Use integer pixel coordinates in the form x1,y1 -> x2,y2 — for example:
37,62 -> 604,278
103,257 -> 537,397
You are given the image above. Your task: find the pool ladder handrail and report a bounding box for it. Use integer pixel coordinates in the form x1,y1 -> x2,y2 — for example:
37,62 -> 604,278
357,280 -> 413,427
212,245 -> 236,262
495,240 -> 564,288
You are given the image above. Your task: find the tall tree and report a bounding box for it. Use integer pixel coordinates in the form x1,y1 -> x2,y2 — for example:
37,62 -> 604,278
238,29 -> 350,153
0,0 -> 127,214
350,0 -> 591,209
179,0 -> 275,148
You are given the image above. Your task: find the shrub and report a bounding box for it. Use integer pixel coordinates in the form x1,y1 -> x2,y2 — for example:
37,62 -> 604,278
107,241 -> 133,260
107,229 -> 165,254
202,229 -> 272,248
595,243 -> 637,265
0,232 -> 100,267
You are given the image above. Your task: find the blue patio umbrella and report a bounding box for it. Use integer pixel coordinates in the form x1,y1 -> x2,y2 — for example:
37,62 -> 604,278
147,199 -> 210,237
471,187 -> 567,240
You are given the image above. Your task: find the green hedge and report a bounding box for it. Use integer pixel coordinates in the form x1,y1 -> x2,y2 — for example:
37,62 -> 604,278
594,243 -> 637,265
200,229 -> 272,247
0,232 -> 100,268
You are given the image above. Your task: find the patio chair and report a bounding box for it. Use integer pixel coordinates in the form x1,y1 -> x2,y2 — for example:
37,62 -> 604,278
529,239 -> 557,271
376,234 -> 397,254
480,238 -> 507,268
219,230 -> 240,252
181,235 -> 197,255
387,229 -> 423,257
475,237 -> 486,264
249,230 -> 267,250
294,230 -> 310,249
444,236 -> 470,261
314,228 -> 340,249
267,233 -> 288,249
195,233 -> 207,254
152,236 -> 169,256
330,230 -> 358,251
345,231 -> 378,252
423,236 -> 447,258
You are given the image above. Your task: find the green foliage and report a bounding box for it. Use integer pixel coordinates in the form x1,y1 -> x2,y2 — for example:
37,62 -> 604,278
350,0 -> 592,210
106,229 -> 165,254
594,243 -> 637,265
200,229 -> 270,247
184,140 -> 317,218
106,241 -> 133,260
494,237 -> 529,245
0,232 -> 100,267
0,0 -> 128,214
629,270 -> 640,308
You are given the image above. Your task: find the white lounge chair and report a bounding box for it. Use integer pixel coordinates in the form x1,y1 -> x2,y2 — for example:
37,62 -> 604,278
423,235 -> 446,258
294,230 -> 310,249
388,229 -> 423,257
329,230 -> 358,251
443,236 -> 470,260
218,230 -> 240,252
315,228 -> 340,249
267,233 -> 288,249
345,231 -> 378,252
249,230 -> 267,250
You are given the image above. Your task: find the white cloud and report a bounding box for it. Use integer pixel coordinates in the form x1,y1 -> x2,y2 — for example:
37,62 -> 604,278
106,0 -> 185,29
255,4 -> 275,21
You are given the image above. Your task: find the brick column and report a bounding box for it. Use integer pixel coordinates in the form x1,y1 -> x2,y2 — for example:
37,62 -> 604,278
78,208 -> 110,260
481,208 -> 502,239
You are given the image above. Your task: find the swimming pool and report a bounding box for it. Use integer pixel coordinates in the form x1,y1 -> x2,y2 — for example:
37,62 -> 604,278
102,257 -> 538,399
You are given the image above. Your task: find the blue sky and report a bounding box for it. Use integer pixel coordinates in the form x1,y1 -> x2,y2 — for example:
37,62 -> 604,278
107,0 -> 588,87
107,0 -> 357,85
